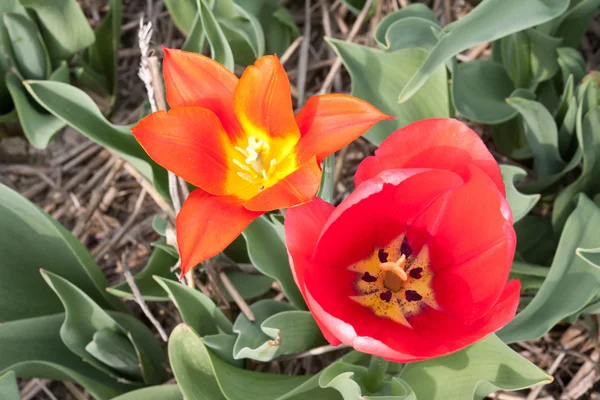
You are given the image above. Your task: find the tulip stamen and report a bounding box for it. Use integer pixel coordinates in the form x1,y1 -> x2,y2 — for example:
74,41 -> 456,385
379,254 -> 408,282
234,137 -> 280,189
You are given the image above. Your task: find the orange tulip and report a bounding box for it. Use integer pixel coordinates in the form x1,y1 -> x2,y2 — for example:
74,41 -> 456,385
132,49 -> 392,276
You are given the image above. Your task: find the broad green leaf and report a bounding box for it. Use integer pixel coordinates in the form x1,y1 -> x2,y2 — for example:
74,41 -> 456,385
23,80 -> 169,198
492,116 -> 533,160
557,47 -> 586,85
327,39 -> 449,145
554,0 -> 600,48
510,261 -> 548,291
181,7 -> 206,53
0,183 -> 123,321
0,371 -> 20,400
499,195 -> 600,343
107,246 -> 178,302
164,0 -> 197,34
202,333 -> 242,367
219,5 -> 265,64
317,154 -> 335,203
85,0 -> 122,100
169,324 -> 315,400
231,3 -> 265,58
233,300 -> 325,361
152,215 -> 168,236
0,314 -> 130,399
85,328 -> 143,381
154,277 -> 233,336
374,4 -> 438,50
219,271 -> 274,301
112,385 -> 183,400
242,216 -> 306,309
528,28 -> 563,86
41,270 -> 167,385
397,0 -> 569,103
501,165 -> 540,222
553,107 -> 600,230
400,335 -> 551,399
507,97 -> 566,177
500,31 -> 531,88
49,61 -> 70,83
319,362 -> 415,400
198,0 -> 234,71
0,0 -> 26,112
452,60 -> 536,124
19,0 -> 95,60
5,71 -> 65,149
514,215 -> 558,266
3,12 -> 49,80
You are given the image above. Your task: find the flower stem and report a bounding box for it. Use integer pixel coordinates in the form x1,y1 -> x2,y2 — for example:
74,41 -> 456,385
364,355 -> 389,393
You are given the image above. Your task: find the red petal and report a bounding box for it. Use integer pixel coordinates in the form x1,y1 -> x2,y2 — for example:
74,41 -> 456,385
295,94 -> 394,163
285,198 -> 339,344
355,118 -> 505,195
313,169 -> 464,270
132,107 -> 250,196
162,48 -> 243,141
233,55 -> 300,146
242,159 -> 322,211
177,189 -> 262,276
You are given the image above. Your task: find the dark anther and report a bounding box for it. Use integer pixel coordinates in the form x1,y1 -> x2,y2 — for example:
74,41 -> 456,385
378,249 -> 389,263
361,272 -> 378,283
379,290 -> 392,302
405,290 -> 422,302
401,237 -> 413,257
409,267 -> 423,279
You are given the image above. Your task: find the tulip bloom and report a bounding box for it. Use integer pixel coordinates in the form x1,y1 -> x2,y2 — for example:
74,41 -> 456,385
285,119 -> 520,362
132,49 -> 392,275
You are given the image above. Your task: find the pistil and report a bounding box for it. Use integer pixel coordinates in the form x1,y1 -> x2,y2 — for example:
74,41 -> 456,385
379,254 -> 407,292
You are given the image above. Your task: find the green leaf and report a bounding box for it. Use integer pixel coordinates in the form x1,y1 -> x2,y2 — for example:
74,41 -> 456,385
41,270 -> 167,385
501,165 -> 540,222
400,335 -> 551,399
3,12 -> 50,80
219,271 -> 274,301
232,300 -> 325,361
198,0 -> 234,71
49,60 -> 70,83
554,0 -> 600,48
327,39 -> 449,145
85,0 -> 122,100
23,80 -> 169,198
181,10 -> 206,53
317,154 -> 335,203
154,277 -> 233,336
515,215 -> 558,266
500,31 -> 531,88
499,195 -> 600,343
557,47 -> 586,87
164,0 -> 197,34
0,183 -> 123,321
506,96 -> 566,177
0,371 -> 20,400
242,216 -> 306,309
107,246 -> 178,302
510,261 -> 548,291
397,0 -> 569,103
152,215 -> 168,236
0,314 -> 131,399
169,324 -> 316,400
112,385 -> 183,400
19,0 -> 95,60
5,71 -> 65,149
451,60 -> 536,124
492,116 -> 533,160
527,28 -> 563,87
0,0 -> 26,113
553,107 -> 600,231
374,4 -> 438,50
319,362 -> 415,400
85,328 -> 143,381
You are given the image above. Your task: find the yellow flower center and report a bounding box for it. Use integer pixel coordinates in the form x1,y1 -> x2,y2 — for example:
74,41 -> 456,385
233,136 -> 280,191
349,234 -> 438,328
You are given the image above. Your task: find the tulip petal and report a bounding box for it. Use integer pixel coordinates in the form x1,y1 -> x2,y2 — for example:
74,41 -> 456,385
162,48 -> 243,141
132,107 -> 250,196
242,159 -> 322,211
233,55 -> 300,148
285,198 -> 339,344
355,118 -> 505,195
177,189 -> 262,276
295,94 -> 394,163
313,169 -> 464,270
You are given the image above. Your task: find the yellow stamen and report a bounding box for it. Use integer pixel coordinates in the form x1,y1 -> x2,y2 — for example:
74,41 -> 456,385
237,172 -> 256,183
232,159 -> 252,172
379,254 -> 407,281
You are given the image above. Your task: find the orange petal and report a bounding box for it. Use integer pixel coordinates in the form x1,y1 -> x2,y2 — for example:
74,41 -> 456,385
162,48 -> 243,141
295,94 -> 394,163
243,159 -> 322,211
177,189 -> 262,276
233,55 -> 300,148
132,107 -> 249,196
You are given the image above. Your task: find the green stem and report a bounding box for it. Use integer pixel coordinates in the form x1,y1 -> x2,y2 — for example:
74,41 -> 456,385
364,355 -> 389,393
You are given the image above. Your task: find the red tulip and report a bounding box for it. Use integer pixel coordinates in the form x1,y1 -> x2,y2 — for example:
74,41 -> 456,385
285,119 -> 519,362
132,49 -> 392,275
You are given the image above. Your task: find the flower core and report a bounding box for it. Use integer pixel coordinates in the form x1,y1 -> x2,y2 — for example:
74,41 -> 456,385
349,235 -> 438,327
